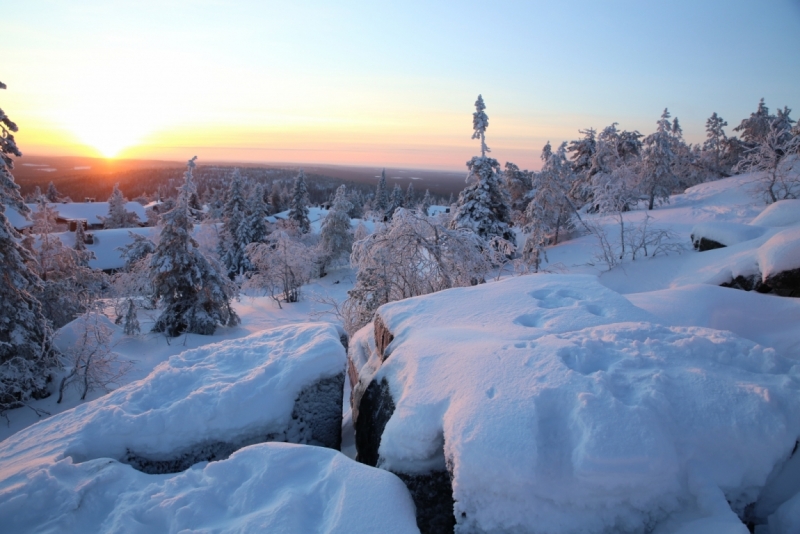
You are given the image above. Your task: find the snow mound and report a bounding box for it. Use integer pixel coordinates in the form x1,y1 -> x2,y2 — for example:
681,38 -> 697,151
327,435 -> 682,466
356,275 -> 800,533
757,227 -> 800,279
750,199 -> 800,227
0,323 -> 346,474
0,442 -> 419,534
0,324 -> 411,533
690,222 -> 766,248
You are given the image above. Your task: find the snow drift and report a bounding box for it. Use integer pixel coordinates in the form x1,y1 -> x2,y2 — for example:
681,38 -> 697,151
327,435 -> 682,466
351,274 -> 800,533
0,324 -> 420,533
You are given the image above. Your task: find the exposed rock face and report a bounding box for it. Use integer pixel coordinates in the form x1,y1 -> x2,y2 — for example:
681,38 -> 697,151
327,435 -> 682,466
354,376 -> 456,534
765,267 -> 800,297
720,268 -> 800,297
692,236 -> 726,251
374,314 -> 395,361
124,373 -> 345,474
721,274 -> 769,293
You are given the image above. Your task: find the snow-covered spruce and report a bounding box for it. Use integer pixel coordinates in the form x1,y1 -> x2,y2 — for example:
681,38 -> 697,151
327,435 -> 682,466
218,169 -> 251,277
0,81 -> 57,415
450,95 -> 515,245
318,184 -> 353,275
103,183 -> 140,229
350,274 -> 800,534
150,157 -> 239,336
288,169 -> 311,233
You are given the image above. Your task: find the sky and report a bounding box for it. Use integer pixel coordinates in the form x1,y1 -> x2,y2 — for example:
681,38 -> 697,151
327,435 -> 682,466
3,0 -> 800,171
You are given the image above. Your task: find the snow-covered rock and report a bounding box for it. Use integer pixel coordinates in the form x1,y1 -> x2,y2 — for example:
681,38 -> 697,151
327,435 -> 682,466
690,222 -> 766,250
0,323 -> 405,533
1,324 -> 346,474
351,274 -> 800,533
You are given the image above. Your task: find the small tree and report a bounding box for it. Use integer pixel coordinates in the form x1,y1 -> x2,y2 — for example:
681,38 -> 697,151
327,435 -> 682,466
375,168 -> 389,215
420,189 -> 432,216
150,157 -> 239,337
318,185 -> 353,275
57,311 -> 133,403
46,181 -> 61,202
104,184 -> 140,229
288,170 -> 311,233
245,228 -> 316,307
122,298 -> 140,336
219,170 -> 250,277
387,184 -> 404,220
640,109 -> 682,210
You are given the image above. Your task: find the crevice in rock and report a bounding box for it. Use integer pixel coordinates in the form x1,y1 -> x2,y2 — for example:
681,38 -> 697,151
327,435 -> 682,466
355,376 -> 456,533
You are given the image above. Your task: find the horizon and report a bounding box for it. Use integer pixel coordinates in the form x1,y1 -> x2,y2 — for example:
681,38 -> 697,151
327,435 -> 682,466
4,0 -> 800,171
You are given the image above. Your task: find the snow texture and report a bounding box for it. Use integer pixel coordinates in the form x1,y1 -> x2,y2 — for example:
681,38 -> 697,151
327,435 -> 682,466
0,324 -> 389,533
353,274 -> 800,533
0,442 -> 418,534
750,199 -> 800,227
690,222 -> 766,247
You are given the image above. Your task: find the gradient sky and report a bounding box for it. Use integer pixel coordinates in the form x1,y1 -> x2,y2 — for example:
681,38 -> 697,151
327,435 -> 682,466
4,0 -> 800,170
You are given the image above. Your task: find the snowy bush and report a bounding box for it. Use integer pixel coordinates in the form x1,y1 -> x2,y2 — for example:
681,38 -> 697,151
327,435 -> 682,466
56,311 -> 133,403
245,227 -> 317,307
344,208 -> 489,336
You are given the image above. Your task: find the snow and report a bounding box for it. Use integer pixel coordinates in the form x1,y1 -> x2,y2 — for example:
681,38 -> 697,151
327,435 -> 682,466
354,275 -> 800,533
750,199 -> 800,227
7,202 -> 147,229
4,171 -> 800,533
0,442 -> 417,534
690,221 -> 766,247
757,227 -> 800,279
0,324 -> 419,534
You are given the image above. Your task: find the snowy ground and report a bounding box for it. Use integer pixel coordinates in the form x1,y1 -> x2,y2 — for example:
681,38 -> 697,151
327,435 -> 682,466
2,172 -> 800,533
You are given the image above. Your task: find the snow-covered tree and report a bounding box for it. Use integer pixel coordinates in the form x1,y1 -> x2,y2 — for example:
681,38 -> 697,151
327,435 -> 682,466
640,109 -> 682,210
242,182 -> 270,246
122,298 -> 140,336
104,184 -> 140,229
56,311 -> 132,403
347,189 -> 364,219
375,169 -> 389,215
219,170 -> 251,277
29,203 -> 105,329
72,222 -> 94,266
502,162 -> 533,213
387,184 -> 404,220
288,170 -> 311,233
0,81 -> 56,414
245,228 -> 316,307
701,112 -> 730,178
521,141 -> 577,258
46,181 -> 61,202
472,94 -> 490,157
344,209 -> 490,335
735,121 -> 800,203
405,182 -> 415,208
450,96 -> 515,245
150,157 -> 239,337
318,185 -> 353,275
420,189 -> 432,216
